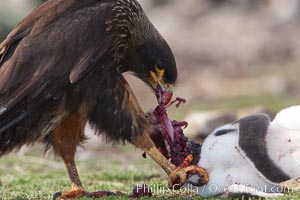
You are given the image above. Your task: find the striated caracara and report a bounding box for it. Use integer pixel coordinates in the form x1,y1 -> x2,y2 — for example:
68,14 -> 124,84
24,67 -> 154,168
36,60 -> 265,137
0,0 -> 206,198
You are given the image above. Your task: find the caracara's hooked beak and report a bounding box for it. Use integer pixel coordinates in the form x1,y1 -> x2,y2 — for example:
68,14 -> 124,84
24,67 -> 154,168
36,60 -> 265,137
155,83 -> 173,106
150,70 -> 174,106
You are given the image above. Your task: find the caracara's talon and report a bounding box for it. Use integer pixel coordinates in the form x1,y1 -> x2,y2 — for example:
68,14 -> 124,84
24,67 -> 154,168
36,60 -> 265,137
52,191 -> 62,200
59,189 -> 86,199
187,165 -> 209,186
142,152 -> 147,158
52,189 -> 119,199
168,163 -> 209,190
168,168 -> 188,190
85,190 -> 121,198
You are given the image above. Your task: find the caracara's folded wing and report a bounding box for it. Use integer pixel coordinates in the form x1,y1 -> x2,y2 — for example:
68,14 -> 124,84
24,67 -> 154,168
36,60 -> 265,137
0,0 -> 112,133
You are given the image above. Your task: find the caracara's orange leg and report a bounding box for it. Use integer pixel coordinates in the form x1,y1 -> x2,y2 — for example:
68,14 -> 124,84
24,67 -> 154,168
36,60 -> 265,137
51,113 -> 118,200
51,112 -> 86,199
131,131 -> 209,189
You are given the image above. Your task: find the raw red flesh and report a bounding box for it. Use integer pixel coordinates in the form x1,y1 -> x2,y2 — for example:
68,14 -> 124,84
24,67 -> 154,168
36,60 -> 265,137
145,86 -> 201,166
129,184 -> 152,198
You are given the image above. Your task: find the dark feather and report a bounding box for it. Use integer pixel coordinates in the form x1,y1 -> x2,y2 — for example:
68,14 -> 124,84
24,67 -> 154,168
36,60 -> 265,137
0,0 -> 118,154
87,70 -> 149,143
0,0 -> 176,154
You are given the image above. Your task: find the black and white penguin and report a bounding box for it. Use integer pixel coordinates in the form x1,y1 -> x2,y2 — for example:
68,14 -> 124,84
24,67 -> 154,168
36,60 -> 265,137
187,105 -> 300,197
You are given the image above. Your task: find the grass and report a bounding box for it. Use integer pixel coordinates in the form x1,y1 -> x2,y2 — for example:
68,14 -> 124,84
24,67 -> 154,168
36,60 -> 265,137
0,145 -> 204,200
0,94 -> 299,200
1,145 -> 300,200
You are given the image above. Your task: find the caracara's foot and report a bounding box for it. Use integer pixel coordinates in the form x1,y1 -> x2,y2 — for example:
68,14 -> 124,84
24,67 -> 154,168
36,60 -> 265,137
52,189 -> 121,200
168,165 -> 209,189
168,154 -> 208,189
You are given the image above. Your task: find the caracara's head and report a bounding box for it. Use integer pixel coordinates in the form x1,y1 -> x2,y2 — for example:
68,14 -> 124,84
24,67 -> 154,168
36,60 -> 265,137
129,39 -> 177,92
110,0 -> 177,101
128,36 -> 177,104
118,7 -> 177,100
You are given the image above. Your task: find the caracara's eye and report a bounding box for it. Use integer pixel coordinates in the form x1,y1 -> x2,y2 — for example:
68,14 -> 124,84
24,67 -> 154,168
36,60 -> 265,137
154,62 -> 165,78
156,62 -> 164,70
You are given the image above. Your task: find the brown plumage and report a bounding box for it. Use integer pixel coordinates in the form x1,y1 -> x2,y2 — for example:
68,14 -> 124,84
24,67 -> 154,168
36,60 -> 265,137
0,0 -> 196,198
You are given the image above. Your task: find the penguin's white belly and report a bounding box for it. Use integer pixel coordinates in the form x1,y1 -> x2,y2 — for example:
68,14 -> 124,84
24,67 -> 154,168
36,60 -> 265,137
266,125 -> 300,178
